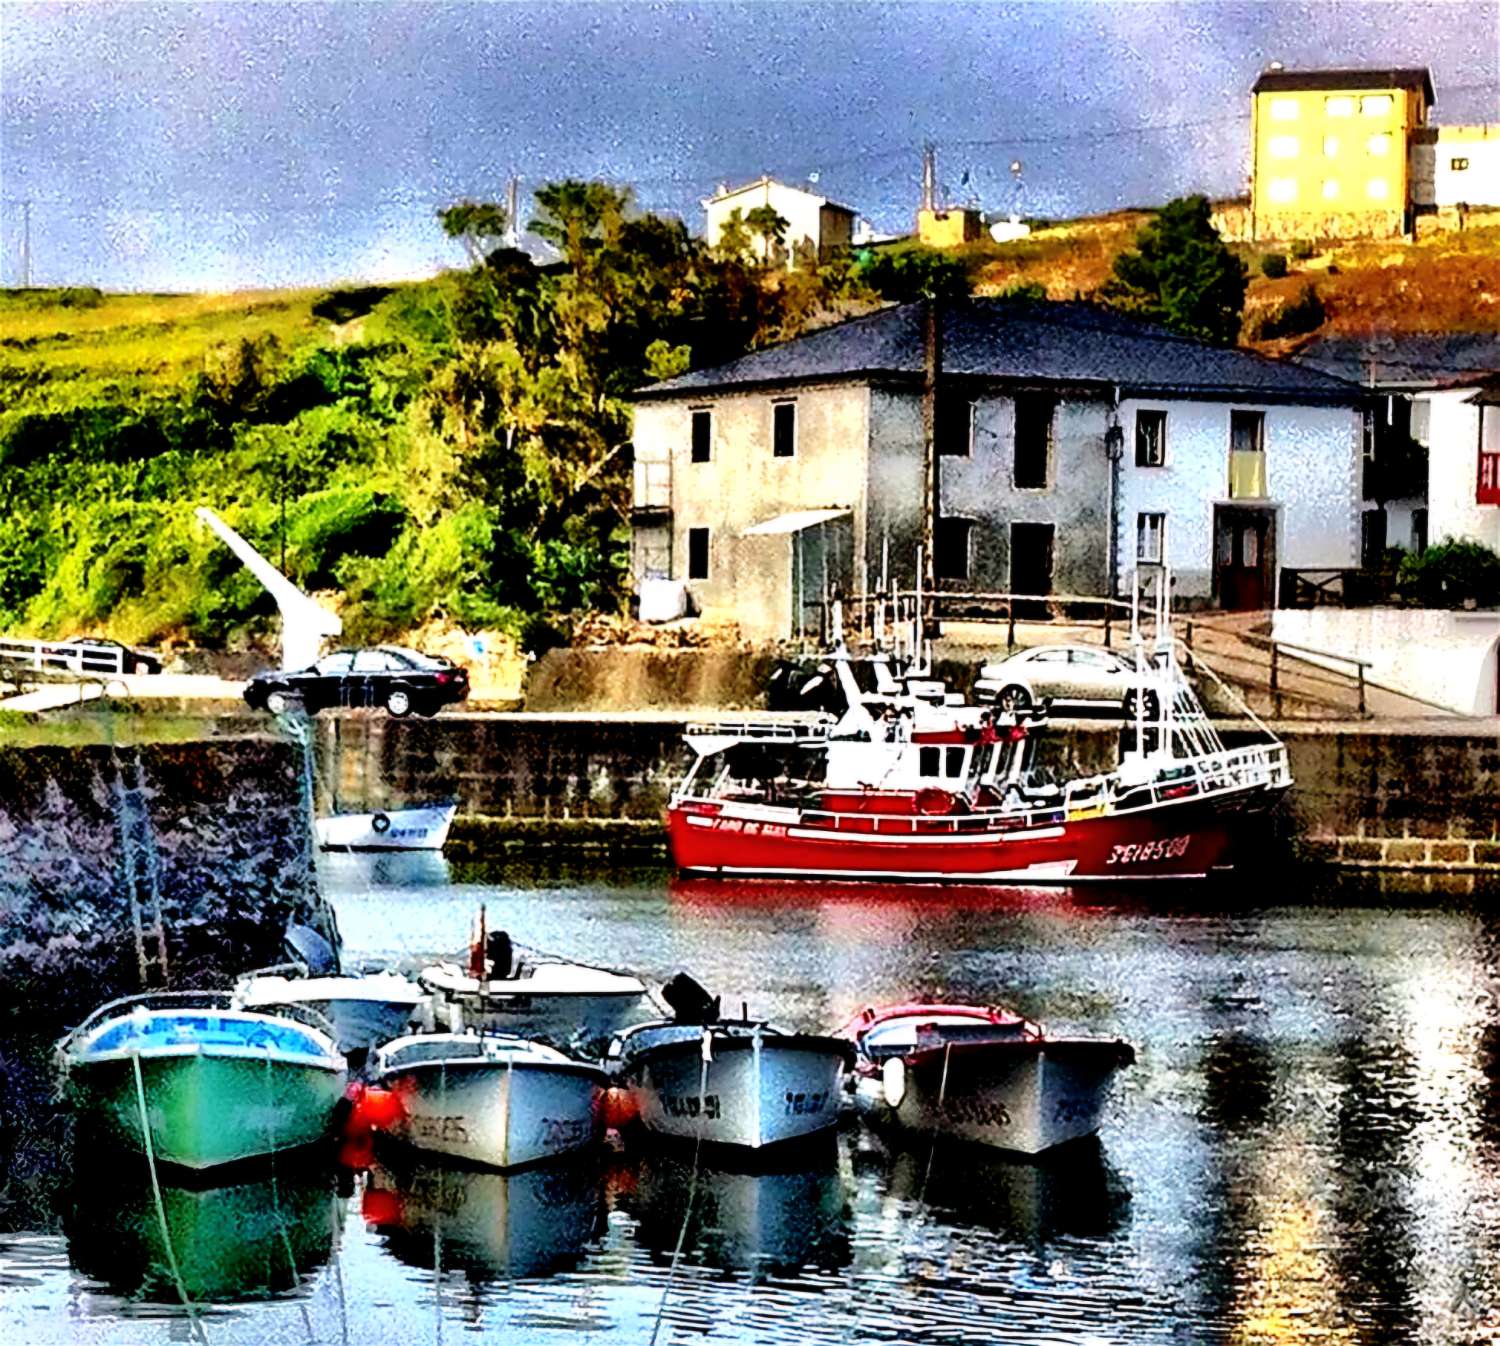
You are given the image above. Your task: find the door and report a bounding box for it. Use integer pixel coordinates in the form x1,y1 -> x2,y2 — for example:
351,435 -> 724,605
1214,507 -> 1274,611
1010,522 -> 1054,620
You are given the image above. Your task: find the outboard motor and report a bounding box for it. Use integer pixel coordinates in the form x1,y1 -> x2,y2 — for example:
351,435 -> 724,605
661,972 -> 721,1025
485,930 -> 515,981
285,923 -> 339,977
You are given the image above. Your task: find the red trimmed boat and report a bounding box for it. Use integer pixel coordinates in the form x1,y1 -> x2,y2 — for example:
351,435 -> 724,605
666,574 -> 1290,884
838,1002 -> 1134,1155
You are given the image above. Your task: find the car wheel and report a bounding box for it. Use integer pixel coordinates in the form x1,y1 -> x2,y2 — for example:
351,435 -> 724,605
265,690 -> 291,715
997,685 -> 1032,712
1123,689 -> 1161,720
386,688 -> 412,717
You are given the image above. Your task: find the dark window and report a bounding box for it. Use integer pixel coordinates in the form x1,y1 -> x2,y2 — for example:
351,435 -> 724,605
1231,409 -> 1265,456
1013,395 -> 1054,489
919,746 -> 941,776
691,409 -> 712,463
1412,508 -> 1428,554
934,517 -> 973,582
773,401 -> 796,457
1360,509 -> 1387,570
1010,522 -> 1054,596
1135,409 -> 1167,467
687,527 -> 710,580
944,746 -> 967,777
939,400 -> 975,457
1451,157 -> 1470,172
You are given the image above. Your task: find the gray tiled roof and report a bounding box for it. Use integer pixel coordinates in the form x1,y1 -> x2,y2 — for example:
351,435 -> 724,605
637,300 -> 1364,403
1295,333 -> 1500,388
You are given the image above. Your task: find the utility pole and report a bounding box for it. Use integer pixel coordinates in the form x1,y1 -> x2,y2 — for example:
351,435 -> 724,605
921,143 -> 936,212
921,295 -> 942,614
21,200 -> 32,287
507,176 -> 520,249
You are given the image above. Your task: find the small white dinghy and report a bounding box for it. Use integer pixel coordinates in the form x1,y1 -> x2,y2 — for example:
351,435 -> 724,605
840,1003 -> 1134,1156
371,1033 -> 607,1170
611,976 -> 854,1153
418,924 -> 649,1051
315,804 -> 457,852
233,925 -> 424,1056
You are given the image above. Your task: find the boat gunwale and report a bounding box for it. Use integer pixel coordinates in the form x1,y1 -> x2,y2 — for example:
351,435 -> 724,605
376,1055 -> 610,1085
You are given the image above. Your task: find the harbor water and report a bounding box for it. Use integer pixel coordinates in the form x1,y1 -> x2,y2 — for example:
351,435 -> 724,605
3,856 -> 1499,1345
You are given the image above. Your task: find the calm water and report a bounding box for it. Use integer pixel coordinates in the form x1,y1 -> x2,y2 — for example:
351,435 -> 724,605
4,856 -> 1500,1346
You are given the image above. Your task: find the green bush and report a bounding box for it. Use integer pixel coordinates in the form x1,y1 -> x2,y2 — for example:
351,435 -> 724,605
851,246 -> 970,302
1260,253 -> 1289,279
1288,239 -> 1316,261
1246,283 -> 1325,340
995,280 -> 1047,302
1398,539 -> 1500,608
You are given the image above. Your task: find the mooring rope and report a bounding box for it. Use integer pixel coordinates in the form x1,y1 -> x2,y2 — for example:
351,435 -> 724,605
912,1042 -> 954,1230
648,1029 -> 711,1346
130,1049 -> 208,1345
260,1046 -> 317,1346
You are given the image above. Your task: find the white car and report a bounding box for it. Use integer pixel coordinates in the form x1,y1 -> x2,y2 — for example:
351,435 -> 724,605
972,644 -> 1160,719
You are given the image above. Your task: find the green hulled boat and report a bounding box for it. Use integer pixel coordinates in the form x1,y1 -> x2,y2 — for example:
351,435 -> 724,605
57,992 -> 348,1172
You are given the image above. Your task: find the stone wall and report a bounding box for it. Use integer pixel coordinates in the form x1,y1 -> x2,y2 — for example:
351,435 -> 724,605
0,734 -> 330,1019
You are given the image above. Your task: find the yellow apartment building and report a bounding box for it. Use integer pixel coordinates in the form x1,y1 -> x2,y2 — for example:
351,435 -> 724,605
1250,67 -> 1433,240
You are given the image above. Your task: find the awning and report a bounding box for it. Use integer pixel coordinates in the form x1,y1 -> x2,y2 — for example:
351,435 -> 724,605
741,508 -> 851,537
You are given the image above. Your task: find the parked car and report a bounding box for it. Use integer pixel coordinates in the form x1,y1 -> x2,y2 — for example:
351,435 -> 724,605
243,646 -> 469,717
60,637 -> 163,675
972,644 -> 1159,719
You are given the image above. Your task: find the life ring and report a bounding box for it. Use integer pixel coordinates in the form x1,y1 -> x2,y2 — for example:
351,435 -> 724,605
371,811 -> 392,834
914,787 -> 954,816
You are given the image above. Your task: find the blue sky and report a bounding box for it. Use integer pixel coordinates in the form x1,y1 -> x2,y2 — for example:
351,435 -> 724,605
2,1 -> 1495,291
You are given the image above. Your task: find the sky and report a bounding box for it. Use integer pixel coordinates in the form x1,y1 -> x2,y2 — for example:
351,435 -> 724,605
1,0 -> 1496,291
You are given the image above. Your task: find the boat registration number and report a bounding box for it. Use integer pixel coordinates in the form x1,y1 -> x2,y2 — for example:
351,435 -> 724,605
409,1114 -> 470,1144
1105,834 -> 1191,866
783,1090 -> 828,1116
940,1096 -> 1012,1129
663,1093 -> 721,1120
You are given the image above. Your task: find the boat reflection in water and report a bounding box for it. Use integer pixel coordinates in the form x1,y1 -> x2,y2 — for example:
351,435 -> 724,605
362,1154 -> 606,1281
64,1157 -> 339,1304
862,1133 -> 1130,1245
618,1138 -> 853,1281
318,848 -> 452,889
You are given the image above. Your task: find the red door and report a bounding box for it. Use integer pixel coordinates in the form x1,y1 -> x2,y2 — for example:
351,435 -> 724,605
1215,509 -> 1273,611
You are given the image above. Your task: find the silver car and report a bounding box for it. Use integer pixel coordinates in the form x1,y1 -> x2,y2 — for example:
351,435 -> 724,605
972,644 -> 1159,718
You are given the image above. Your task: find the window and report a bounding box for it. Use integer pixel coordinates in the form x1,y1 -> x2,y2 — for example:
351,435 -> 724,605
945,746 -> 967,778
1268,178 -> 1297,203
939,399 -> 976,457
1270,98 -> 1299,121
1322,179 -> 1341,200
352,650 -> 395,673
690,409 -> 712,463
1410,398 -> 1431,447
934,517 -> 973,581
1135,409 -> 1166,467
1030,648 -> 1069,664
1323,135 -> 1340,157
1324,96 -> 1354,118
1229,410 -> 1267,498
1366,133 -> 1391,156
1360,94 -> 1392,117
1269,135 -> 1299,159
316,653 -> 354,675
919,746 -> 941,777
1013,395 -> 1054,489
687,527 -> 710,580
1412,508 -> 1428,554
1366,178 -> 1389,200
1452,157 -> 1471,172
1137,512 -> 1165,564
772,401 -> 796,457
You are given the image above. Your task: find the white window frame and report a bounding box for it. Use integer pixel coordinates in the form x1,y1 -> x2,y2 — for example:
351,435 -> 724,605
1135,408 -> 1167,467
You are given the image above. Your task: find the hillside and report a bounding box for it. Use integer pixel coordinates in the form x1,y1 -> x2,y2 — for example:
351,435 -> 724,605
966,209 -> 1500,349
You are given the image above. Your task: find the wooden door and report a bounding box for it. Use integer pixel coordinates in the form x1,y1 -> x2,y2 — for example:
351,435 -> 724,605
1215,509 -> 1273,611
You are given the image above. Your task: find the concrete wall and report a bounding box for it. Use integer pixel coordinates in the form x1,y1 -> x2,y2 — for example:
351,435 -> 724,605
1425,387 -> 1500,550
1273,606 -> 1500,715
1117,398 -> 1361,600
632,385 -> 868,639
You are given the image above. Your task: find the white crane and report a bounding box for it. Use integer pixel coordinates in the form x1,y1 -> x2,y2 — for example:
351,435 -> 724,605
194,506 -> 342,672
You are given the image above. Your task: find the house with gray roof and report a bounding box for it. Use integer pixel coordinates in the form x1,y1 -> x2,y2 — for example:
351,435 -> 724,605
630,298 -> 1366,640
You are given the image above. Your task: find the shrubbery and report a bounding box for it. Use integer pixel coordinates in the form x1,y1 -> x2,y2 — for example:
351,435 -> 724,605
1397,540 -> 1500,608
1260,253 -> 1288,279
1245,283 -> 1325,340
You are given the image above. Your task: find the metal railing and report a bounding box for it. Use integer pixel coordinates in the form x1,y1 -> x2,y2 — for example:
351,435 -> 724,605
0,636 -> 128,675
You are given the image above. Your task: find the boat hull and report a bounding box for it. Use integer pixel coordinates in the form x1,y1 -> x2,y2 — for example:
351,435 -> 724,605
316,804 -> 456,852
456,992 -> 648,1048
65,1050 -> 346,1171
378,1059 -> 606,1170
857,1039 -> 1129,1156
667,791 -> 1270,883
622,1031 -> 849,1151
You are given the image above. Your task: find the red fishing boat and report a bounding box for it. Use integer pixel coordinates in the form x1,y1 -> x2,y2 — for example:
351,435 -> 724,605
666,573 -> 1290,884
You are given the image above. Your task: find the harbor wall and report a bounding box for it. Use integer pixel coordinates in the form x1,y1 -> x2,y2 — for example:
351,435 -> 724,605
318,713 -> 1500,873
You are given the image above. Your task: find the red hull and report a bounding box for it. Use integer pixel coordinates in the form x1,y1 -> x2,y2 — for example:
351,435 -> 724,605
667,793 -> 1257,883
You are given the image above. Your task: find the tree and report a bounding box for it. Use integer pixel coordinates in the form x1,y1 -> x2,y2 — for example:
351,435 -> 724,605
438,201 -> 511,267
852,245 -> 969,303
1100,196 -> 1247,346
744,205 -> 789,268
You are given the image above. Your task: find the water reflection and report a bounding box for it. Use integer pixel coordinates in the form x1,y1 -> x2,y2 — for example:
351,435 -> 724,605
618,1140 -> 853,1280
860,1133 -> 1129,1245
64,1158 -> 338,1304
362,1153 -> 605,1282
318,849 -> 452,889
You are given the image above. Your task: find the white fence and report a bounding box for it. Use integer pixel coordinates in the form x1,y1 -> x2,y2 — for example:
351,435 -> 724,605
0,637 -> 129,676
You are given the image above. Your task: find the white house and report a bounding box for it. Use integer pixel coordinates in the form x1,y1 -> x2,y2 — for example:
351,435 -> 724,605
703,177 -> 856,266
631,299 -> 1367,641
1411,125 -> 1500,211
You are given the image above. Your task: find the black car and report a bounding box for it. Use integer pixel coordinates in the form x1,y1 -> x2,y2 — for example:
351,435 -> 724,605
60,637 -> 163,675
243,646 -> 469,717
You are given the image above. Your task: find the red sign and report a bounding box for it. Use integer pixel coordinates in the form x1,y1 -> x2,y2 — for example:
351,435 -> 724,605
1479,450 -> 1500,505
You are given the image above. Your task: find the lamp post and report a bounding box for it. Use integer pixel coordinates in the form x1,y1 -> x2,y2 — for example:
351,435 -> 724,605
1105,419 -> 1125,603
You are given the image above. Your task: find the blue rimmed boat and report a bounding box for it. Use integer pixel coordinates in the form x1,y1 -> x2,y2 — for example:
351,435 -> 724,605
56,992 -> 348,1172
